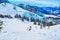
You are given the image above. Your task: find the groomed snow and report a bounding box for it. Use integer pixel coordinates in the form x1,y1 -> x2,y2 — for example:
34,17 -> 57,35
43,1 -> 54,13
0,18 -> 60,40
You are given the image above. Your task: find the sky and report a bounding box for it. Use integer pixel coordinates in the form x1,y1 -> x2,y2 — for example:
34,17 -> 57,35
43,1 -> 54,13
8,0 -> 60,7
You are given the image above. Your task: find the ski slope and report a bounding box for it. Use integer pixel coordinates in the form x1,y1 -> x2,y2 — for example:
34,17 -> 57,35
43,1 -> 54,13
0,3 -> 60,40
0,18 -> 60,40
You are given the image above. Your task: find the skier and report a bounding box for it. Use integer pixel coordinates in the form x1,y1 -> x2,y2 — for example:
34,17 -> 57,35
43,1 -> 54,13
0,20 -> 3,31
40,24 -> 43,29
27,26 -> 32,31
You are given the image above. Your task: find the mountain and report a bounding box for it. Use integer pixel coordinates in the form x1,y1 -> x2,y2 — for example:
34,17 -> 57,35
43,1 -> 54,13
0,2 -> 59,24
7,1 -> 60,16
0,2 -> 44,21
0,3 -> 60,40
18,4 -> 60,16
38,7 -> 60,15
0,0 -> 10,4
0,1 -> 60,40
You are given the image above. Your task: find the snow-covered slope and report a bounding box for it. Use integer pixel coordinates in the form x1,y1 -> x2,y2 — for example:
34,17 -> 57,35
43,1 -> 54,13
0,2 -> 60,40
0,18 -> 60,40
0,3 -> 17,17
8,0 -> 60,16
0,3 -> 43,20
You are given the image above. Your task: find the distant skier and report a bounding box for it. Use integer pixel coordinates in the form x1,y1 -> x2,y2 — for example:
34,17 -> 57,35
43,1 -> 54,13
27,26 -> 32,31
40,25 -> 42,29
40,23 -> 43,29
0,20 -> 3,31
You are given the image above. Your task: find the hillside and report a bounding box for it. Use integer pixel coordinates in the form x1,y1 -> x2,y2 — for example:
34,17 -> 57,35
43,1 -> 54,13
0,1 -> 60,40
